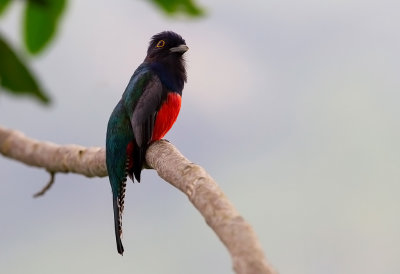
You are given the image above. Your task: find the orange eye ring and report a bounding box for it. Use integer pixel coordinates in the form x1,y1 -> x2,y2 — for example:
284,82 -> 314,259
156,40 -> 165,48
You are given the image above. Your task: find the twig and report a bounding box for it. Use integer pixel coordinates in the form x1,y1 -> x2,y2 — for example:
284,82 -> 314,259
33,171 -> 55,197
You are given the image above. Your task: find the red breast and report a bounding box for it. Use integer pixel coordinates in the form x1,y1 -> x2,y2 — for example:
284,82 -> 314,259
152,92 -> 182,141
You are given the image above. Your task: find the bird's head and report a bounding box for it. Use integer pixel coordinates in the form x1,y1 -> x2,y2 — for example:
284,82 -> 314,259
145,31 -> 188,62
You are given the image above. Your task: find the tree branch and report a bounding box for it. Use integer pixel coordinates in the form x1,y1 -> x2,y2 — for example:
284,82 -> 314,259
0,125 -> 276,274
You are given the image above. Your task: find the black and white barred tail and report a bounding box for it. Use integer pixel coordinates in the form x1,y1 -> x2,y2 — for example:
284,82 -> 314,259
113,159 -> 130,255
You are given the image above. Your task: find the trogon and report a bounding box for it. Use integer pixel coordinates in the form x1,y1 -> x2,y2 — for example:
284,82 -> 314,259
106,31 -> 188,255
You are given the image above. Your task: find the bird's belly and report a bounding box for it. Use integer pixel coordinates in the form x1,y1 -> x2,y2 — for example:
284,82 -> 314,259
152,92 -> 181,141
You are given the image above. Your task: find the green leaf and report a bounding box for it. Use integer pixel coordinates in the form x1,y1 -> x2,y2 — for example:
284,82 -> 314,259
0,34 -> 50,104
0,0 -> 12,15
150,0 -> 205,17
24,0 -> 67,55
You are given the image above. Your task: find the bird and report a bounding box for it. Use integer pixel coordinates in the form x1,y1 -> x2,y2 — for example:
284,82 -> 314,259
106,31 -> 188,255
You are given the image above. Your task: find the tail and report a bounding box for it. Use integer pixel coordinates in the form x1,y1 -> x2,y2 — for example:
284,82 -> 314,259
113,196 -> 124,255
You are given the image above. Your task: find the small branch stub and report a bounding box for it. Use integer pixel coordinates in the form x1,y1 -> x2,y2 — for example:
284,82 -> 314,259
33,171 -> 56,198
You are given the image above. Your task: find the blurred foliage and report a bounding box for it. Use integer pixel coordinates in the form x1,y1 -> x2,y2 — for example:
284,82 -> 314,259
0,0 -> 204,104
0,0 -> 12,15
0,34 -> 50,103
24,0 -> 66,54
151,0 -> 204,16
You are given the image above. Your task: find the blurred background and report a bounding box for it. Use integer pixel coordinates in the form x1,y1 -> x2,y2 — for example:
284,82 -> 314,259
1,0 -> 400,273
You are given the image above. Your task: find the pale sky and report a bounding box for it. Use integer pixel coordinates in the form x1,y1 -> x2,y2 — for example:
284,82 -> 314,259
1,0 -> 400,273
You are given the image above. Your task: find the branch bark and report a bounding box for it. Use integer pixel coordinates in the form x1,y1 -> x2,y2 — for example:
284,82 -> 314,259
0,125 -> 276,274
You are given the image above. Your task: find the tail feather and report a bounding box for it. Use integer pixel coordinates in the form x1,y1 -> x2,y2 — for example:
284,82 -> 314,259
113,194 -> 125,255
132,146 -> 146,182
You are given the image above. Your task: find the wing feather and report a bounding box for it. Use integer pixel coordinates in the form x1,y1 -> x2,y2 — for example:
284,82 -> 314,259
130,74 -> 164,148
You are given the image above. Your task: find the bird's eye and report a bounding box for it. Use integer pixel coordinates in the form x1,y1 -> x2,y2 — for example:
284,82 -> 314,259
156,40 -> 165,48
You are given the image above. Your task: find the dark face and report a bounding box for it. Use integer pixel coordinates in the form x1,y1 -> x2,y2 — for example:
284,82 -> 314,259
145,31 -> 188,61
